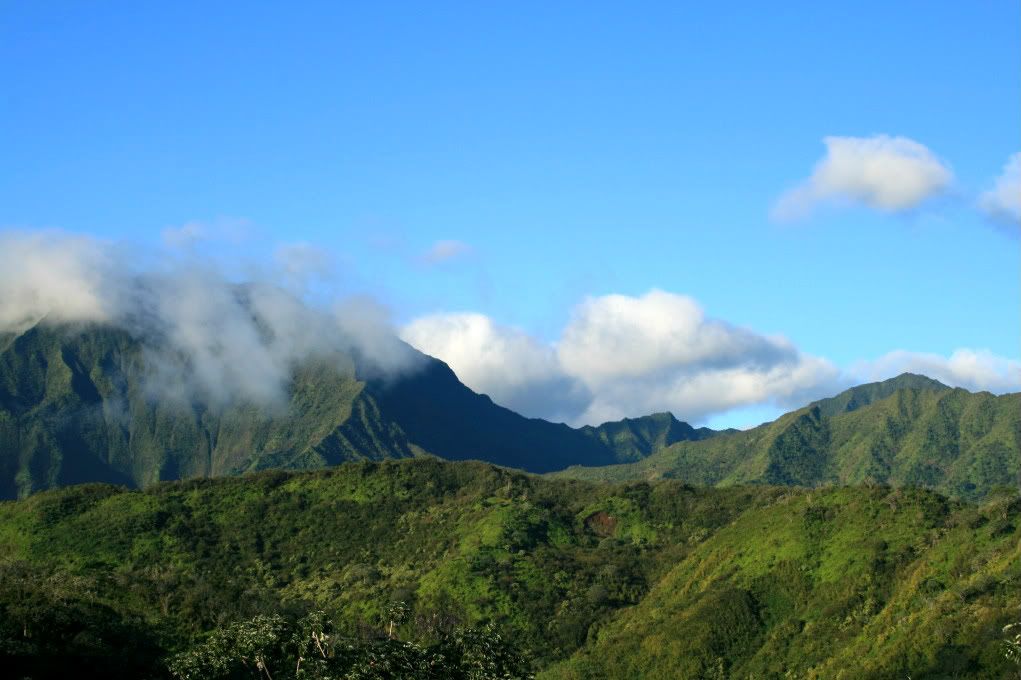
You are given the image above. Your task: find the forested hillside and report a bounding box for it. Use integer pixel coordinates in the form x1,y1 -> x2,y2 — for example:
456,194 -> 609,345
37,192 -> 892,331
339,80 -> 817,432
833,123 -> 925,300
0,458 -> 1017,678
553,378 -> 1020,501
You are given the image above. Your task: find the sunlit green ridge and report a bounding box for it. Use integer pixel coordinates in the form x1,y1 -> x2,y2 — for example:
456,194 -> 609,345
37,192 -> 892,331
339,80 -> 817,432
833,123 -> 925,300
0,459 -> 1017,678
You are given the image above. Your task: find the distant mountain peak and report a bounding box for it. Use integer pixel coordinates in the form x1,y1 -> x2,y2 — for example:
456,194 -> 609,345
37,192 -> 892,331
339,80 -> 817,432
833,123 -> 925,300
578,411 -> 718,464
880,372 -> 950,390
810,372 -> 951,418
610,411 -> 679,426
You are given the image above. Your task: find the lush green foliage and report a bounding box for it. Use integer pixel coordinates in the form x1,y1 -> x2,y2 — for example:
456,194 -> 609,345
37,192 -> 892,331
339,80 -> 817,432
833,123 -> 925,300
553,376 -> 1020,501
165,610 -> 532,680
0,322 -> 379,499
0,459 -> 1017,678
545,486 -> 1021,679
1004,621 -> 1021,669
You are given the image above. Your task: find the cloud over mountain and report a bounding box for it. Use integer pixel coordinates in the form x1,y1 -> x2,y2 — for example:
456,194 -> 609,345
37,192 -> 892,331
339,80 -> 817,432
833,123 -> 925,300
400,313 -> 591,422
402,291 -> 1020,426
5,229 -> 1015,428
403,290 -> 843,425
557,291 -> 842,424
0,230 -> 418,407
772,135 -> 953,220
852,349 -> 1021,395
0,230 -> 119,329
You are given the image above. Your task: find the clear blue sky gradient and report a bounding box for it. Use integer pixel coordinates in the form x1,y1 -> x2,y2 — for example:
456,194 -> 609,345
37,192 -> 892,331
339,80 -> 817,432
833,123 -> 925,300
2,2 -> 1018,425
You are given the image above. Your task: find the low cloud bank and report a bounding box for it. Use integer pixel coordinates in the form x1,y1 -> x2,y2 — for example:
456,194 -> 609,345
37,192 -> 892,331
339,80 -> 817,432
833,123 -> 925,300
852,349 -> 1020,395
5,230 -> 1014,427
0,230 -> 418,408
400,312 -> 592,422
402,290 -> 844,426
402,290 -> 1019,427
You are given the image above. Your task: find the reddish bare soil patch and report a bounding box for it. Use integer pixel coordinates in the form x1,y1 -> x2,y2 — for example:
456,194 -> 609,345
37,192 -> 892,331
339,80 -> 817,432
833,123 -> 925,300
584,511 -> 617,537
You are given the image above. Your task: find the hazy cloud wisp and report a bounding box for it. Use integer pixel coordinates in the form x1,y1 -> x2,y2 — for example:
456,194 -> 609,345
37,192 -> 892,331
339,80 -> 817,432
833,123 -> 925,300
421,239 -> 473,264
0,230 -> 419,408
852,349 -> 1021,395
978,152 -> 1021,229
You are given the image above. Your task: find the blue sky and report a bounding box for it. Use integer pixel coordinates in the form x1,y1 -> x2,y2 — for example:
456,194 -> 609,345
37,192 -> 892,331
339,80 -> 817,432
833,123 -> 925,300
1,2 -> 1018,427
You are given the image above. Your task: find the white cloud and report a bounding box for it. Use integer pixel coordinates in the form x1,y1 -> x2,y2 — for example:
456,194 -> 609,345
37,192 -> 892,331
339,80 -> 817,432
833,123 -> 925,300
402,294 -> 1020,426
575,356 -> 841,427
421,239 -> 472,264
978,152 -> 1021,228
399,313 -> 590,422
0,230 -> 119,329
0,230 -> 419,408
772,135 -> 953,220
557,290 -> 841,424
401,290 -> 842,425
853,349 -> 1020,394
332,296 -> 420,379
557,291 -> 795,382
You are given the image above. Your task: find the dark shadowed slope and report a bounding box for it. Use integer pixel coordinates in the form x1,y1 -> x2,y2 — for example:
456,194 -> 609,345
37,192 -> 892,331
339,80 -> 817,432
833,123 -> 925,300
364,359 -> 615,472
367,365 -> 725,472
577,411 -> 721,463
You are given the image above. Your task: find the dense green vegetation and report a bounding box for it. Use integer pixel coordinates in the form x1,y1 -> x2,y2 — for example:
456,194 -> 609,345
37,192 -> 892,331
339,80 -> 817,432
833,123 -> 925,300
2,322 -> 1019,677
1,458 -> 1017,678
553,377 -> 1020,501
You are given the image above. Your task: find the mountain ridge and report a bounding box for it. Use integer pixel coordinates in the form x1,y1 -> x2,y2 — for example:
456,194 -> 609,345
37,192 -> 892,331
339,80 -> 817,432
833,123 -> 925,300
552,382 -> 1020,500
0,321 -> 716,498
1,320 -> 1016,501
808,371 -> 949,417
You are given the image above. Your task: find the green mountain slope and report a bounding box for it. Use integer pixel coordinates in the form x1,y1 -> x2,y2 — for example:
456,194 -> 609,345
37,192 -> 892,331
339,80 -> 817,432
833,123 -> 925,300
809,372 -> 949,417
2,321 -> 1016,503
552,381 -> 1021,501
546,482 -> 1021,679
577,412 -> 721,463
0,322 -> 711,498
0,322 -> 399,499
0,459 -> 1017,678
